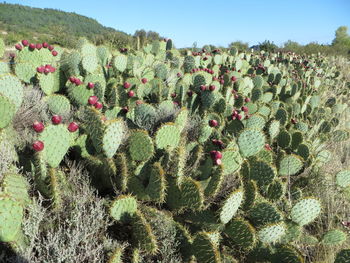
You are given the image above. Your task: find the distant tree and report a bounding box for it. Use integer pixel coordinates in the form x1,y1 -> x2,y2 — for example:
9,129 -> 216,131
332,26 -> 350,55
228,41 -> 249,51
146,31 -> 161,41
134,29 -> 147,47
258,40 -> 278,52
283,40 -> 301,52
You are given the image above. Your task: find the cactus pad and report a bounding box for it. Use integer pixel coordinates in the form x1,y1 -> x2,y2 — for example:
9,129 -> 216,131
128,130 -> 154,162
219,189 -> 243,224
155,123 -> 181,149
279,154 -> 303,176
237,128 -> 266,157
38,124 -> 71,168
0,194 -> 23,242
336,170 -> 350,188
321,229 -> 347,245
291,197 -> 321,226
109,195 -> 138,222
224,219 -> 256,250
258,222 -> 286,243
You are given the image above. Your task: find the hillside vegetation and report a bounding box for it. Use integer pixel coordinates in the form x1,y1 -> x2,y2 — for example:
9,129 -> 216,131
0,35 -> 349,262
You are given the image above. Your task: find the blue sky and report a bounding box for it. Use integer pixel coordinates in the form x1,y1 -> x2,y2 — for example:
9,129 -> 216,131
3,0 -> 350,48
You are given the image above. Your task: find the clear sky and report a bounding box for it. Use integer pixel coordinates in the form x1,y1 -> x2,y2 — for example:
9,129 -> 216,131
3,0 -> 350,48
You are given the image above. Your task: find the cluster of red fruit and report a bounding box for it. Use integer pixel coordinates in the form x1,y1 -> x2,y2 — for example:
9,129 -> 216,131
32,118 -> 79,152
37,64 -> 56,74
190,68 -> 214,74
210,150 -> 222,166
231,97 -> 251,120
69,76 -> 95,89
15,40 -> 58,56
88,96 -> 103,109
119,48 -> 128,53
122,78 -> 147,98
200,84 -> 217,92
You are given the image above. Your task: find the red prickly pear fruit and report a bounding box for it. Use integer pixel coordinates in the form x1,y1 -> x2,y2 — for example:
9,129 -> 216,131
87,82 -> 95,89
52,50 -> 58,56
136,100 -> 143,105
88,96 -> 98,105
220,79 -> 224,85
187,90 -> 193,97
32,140 -> 44,152
15,44 -> 22,51
36,43 -> 42,50
231,76 -> 237,82
21,40 -> 29,46
209,85 -> 216,91
171,93 -> 176,98
32,121 -> 44,133
68,122 -> 79,132
42,42 -> 49,48
74,78 -> 82,86
232,110 -> 238,116
209,119 -> 218,127
37,66 -> 44,73
214,158 -> 222,166
245,97 -> 251,103
48,45 -> 54,51
122,106 -> 129,113
236,114 -> 242,121
241,106 -> 248,112
29,43 -> 35,50
69,77 -> 76,83
173,101 -> 179,106
51,115 -> 62,125
200,85 -> 206,91
141,78 -> 148,84
127,90 -> 135,98
264,144 -> 272,151
177,72 -> 181,77
210,150 -> 223,160
291,118 -> 297,124
245,114 -> 250,119
231,115 -> 237,120
9,53 -> 16,58
234,94 -> 239,99
123,82 -> 131,89
44,67 -> 50,75
94,101 -> 103,110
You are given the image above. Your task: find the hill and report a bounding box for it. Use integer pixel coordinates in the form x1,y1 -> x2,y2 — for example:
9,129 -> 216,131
0,3 -> 145,49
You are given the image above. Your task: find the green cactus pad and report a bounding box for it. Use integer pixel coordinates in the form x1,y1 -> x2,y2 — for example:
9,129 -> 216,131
113,54 -> 128,72
0,194 -> 23,242
128,130 -> 154,162
336,170 -> 350,188
133,103 -> 157,129
242,180 -> 257,211
332,130 -> 350,142
279,154 -> 303,176
0,74 -> 23,110
155,123 -> 181,149
266,179 -> 284,201
204,166 -> 224,198
174,107 -> 188,132
180,177 -> 204,210
45,94 -> 71,116
145,162 -> 166,203
248,202 -> 282,227
219,189 -> 243,224
268,120 -> 280,139
249,159 -> 276,187
81,54 -> 98,73
109,195 -> 138,222
14,62 -> 36,83
258,222 -> 286,244
38,73 -> 58,95
102,119 -> 125,158
131,211 -> 158,255
271,246 -> 304,263
276,108 -> 288,125
1,173 -> 30,205
290,197 -> 321,226
321,229 -> 347,245
67,81 -> 94,106
221,149 -> 243,175
238,128 -> 266,157
280,222 -> 302,243
0,94 -> 16,129
192,232 -> 221,263
277,130 -> 292,148
224,219 -> 256,250
38,124 -> 71,168
296,143 -> 310,160
246,114 -> 266,130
